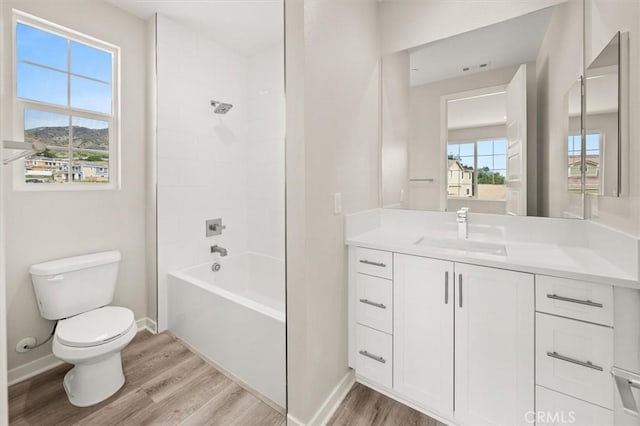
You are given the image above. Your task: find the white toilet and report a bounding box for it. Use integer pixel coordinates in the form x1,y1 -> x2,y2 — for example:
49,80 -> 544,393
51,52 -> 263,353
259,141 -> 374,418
30,250 -> 137,407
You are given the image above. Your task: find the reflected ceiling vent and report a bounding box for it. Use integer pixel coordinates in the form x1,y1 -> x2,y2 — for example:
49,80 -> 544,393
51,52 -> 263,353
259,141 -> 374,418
462,61 -> 492,72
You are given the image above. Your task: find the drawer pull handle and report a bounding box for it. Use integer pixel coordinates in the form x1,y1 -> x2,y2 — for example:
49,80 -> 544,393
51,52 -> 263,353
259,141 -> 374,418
546,294 -> 603,308
359,260 -> 386,268
444,271 -> 449,304
458,274 -> 463,308
359,350 -> 386,364
359,299 -> 386,309
546,351 -> 604,371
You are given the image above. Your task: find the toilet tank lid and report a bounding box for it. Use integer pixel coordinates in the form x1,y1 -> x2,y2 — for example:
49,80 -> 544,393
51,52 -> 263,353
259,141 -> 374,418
30,250 -> 121,276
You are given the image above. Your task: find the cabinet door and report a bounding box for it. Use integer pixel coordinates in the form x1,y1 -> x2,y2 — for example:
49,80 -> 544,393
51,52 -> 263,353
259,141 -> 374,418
454,263 -> 534,426
394,254 -> 454,417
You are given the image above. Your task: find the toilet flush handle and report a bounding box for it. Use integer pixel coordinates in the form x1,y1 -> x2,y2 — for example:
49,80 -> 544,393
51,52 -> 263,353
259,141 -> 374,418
47,275 -> 64,282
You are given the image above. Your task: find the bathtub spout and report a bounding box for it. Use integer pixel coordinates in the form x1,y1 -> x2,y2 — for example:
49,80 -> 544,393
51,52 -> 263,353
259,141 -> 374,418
210,245 -> 228,256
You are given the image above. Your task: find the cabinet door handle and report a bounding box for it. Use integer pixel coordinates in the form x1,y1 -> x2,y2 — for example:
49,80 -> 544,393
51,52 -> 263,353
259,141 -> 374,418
359,299 -> 386,309
359,260 -> 386,268
359,350 -> 386,364
546,294 -> 603,308
444,271 -> 449,304
458,274 -> 463,308
546,351 -> 604,371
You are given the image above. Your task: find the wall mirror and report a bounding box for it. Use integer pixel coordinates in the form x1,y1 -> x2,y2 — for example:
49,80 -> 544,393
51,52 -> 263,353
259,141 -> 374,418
585,31 -> 627,197
381,2 -> 591,218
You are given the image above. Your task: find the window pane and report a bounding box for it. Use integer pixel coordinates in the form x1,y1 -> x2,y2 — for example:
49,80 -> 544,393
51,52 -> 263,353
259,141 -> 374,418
477,156 -> 493,170
586,133 -> 600,152
447,144 -> 459,158
71,76 -> 111,113
458,143 -> 474,157
72,116 -> 109,150
458,156 -> 474,169
71,41 -> 112,82
16,23 -> 67,71
17,63 -> 67,106
493,139 -> 507,154
71,150 -> 109,184
477,141 -> 493,156
24,109 -> 69,148
24,109 -> 70,184
494,155 -> 507,170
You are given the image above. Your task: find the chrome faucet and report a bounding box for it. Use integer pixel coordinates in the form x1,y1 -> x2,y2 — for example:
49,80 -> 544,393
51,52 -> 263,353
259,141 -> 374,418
210,245 -> 228,257
457,207 -> 469,239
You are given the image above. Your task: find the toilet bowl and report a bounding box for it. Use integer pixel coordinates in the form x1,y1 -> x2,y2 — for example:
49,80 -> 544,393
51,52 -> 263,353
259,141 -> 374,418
52,306 -> 137,407
29,250 -> 137,407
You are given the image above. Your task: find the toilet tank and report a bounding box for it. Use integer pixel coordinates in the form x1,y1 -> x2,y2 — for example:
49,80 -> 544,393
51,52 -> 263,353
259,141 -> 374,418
30,250 -> 121,320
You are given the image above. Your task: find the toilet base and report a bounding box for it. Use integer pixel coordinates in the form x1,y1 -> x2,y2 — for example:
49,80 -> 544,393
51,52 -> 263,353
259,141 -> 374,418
63,352 -> 125,407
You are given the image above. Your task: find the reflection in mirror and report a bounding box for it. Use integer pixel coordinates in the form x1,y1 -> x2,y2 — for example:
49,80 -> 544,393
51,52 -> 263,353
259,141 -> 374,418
585,31 -> 624,197
381,2 -> 586,218
567,78 -> 582,195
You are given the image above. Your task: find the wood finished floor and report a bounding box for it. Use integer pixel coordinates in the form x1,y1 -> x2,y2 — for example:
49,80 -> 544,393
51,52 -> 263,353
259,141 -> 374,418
8,331 -> 285,426
328,383 -> 446,426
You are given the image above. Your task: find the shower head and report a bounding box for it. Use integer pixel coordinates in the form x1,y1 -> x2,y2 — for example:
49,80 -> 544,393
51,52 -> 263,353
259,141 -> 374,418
211,100 -> 233,114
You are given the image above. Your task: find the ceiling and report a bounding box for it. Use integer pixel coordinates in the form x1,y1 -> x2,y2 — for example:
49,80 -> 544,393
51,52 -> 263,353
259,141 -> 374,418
105,0 -> 283,56
448,92 -> 506,130
409,7 -> 553,87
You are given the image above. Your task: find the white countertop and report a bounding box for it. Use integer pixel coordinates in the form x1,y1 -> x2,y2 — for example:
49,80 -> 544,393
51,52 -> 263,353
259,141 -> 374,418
347,227 -> 639,289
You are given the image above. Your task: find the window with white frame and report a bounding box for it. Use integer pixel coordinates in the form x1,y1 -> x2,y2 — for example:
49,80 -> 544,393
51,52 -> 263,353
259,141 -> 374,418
13,11 -> 119,188
447,138 -> 507,201
567,132 -> 601,194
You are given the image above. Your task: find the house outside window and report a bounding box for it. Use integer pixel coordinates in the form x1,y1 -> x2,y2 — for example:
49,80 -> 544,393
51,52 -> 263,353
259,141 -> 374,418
13,11 -> 120,190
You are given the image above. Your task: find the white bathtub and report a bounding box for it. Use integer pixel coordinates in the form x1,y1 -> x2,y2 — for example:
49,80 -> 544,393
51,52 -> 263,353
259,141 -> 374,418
168,253 -> 285,408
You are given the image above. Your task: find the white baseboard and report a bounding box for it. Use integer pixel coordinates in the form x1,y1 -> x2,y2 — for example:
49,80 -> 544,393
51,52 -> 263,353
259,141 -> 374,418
136,316 -> 158,334
306,370 -> 355,426
7,353 -> 63,386
287,414 -> 306,426
8,317 -> 156,386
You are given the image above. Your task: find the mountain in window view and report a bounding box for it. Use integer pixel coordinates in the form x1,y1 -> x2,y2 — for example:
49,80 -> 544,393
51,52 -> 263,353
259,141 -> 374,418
25,126 -> 108,151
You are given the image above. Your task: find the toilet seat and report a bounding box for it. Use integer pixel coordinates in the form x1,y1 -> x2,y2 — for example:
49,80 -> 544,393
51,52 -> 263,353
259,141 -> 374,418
57,306 -> 135,348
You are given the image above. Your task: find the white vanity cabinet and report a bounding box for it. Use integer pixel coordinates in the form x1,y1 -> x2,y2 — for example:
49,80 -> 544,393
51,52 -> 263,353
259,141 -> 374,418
393,254 -> 454,418
454,263 -> 534,426
350,248 -> 535,426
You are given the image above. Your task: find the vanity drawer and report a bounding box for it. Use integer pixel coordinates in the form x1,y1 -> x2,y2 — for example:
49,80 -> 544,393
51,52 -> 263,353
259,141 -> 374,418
356,274 -> 392,334
536,386 -> 613,426
536,313 -> 614,409
356,248 -> 393,279
536,275 -> 613,326
355,324 -> 392,388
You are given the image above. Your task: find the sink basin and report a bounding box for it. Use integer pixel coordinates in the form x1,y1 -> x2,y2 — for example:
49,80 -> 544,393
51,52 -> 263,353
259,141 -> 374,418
414,236 -> 507,256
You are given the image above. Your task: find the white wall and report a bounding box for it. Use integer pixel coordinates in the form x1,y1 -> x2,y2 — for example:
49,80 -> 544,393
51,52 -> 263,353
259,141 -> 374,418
381,51 -> 410,209
379,0 -> 566,55
246,46 -> 285,261
585,0 -> 640,236
286,0 -> 380,422
145,16 -> 158,325
0,2 -> 7,420
156,14 -> 285,330
536,0 -> 584,219
1,0 -> 147,372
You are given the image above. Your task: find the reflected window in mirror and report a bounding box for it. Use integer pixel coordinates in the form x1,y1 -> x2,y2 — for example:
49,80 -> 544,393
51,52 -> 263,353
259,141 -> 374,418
447,139 -> 507,201
567,133 -> 601,194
